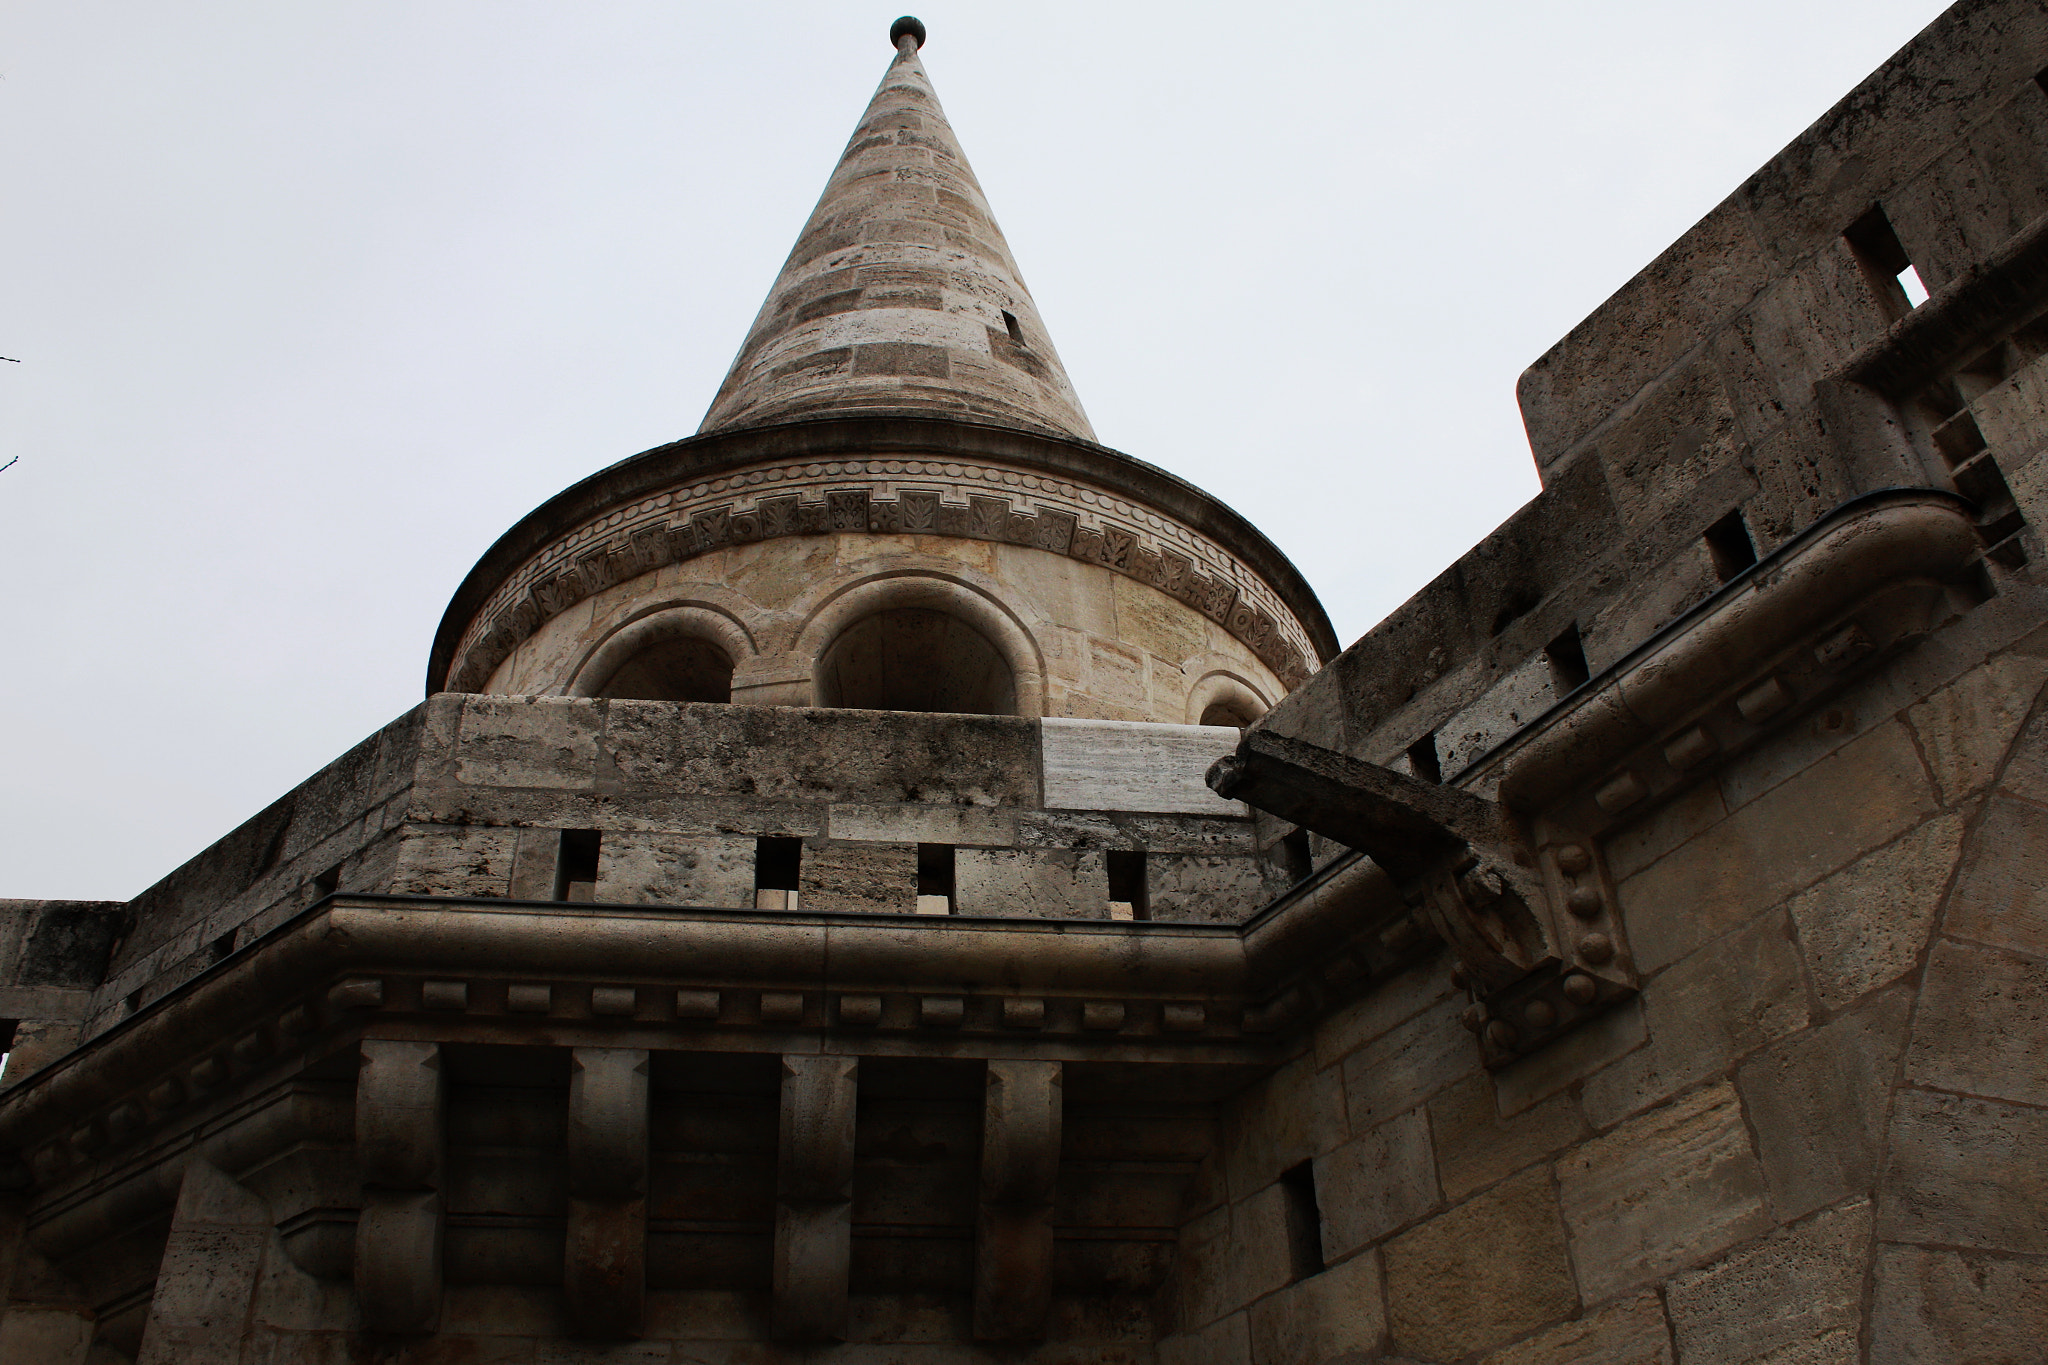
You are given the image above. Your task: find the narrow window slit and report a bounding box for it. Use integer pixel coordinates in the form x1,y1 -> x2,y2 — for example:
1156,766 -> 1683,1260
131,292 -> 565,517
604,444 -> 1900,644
1277,828 -> 1313,885
1107,850 -> 1147,921
1543,624 -> 1591,696
1001,309 -> 1024,345
1844,206 -> 1926,319
916,843 -> 956,915
1279,1159 -> 1325,1281
754,836 -> 802,911
555,829 -> 601,902
0,1020 -> 17,1082
1406,731 -> 1443,785
1704,510 -> 1758,583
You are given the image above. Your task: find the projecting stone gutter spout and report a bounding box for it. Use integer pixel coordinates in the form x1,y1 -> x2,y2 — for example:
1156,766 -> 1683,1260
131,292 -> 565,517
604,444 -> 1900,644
1209,487 -> 1987,1066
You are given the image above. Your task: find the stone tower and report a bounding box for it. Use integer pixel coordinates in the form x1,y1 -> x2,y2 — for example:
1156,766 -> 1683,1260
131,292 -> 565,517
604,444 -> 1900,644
7,6 -> 2048,1362
432,17 -> 1333,727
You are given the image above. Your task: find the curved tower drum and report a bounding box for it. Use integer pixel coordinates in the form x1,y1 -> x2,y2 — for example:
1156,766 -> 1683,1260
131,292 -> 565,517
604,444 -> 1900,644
430,22 -> 1336,726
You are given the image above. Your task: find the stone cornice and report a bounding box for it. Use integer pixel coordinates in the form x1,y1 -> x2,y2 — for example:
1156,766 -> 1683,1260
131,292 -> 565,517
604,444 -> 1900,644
428,413 -> 1339,696
0,861 -> 1420,1190
1486,487 -> 1985,820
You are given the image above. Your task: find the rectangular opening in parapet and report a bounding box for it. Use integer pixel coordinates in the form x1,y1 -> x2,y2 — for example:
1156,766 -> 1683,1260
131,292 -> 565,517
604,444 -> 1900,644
1001,309 -> 1024,345
0,1020 -> 17,1082
1406,731 -> 1443,785
1704,509 -> 1758,583
1279,1159 -> 1325,1281
1107,850 -> 1148,921
1277,828 -> 1314,886
1544,625 -> 1591,696
916,843 -> 956,915
1844,205 -> 1926,319
755,836 -> 802,911
311,862 -> 342,900
555,829 -> 601,903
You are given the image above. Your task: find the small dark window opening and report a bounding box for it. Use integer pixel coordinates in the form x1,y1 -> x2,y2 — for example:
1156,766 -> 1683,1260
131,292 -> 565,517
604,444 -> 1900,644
1001,310 -> 1024,345
917,843 -> 956,915
755,836 -> 803,911
1406,731 -> 1443,785
210,930 -> 238,963
2034,66 -> 2048,101
1278,828 -> 1314,885
1279,1159 -> 1325,1281
1544,625 -> 1591,696
1844,205 -> 1927,319
1107,850 -> 1148,922
554,829 -> 602,902
1704,510 -> 1758,583
0,1020 -> 17,1080
311,863 -> 342,900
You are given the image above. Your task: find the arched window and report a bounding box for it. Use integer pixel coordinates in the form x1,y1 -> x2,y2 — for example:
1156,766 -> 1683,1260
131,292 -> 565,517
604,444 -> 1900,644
1199,699 -> 1262,729
815,608 -> 1017,715
591,634 -> 734,703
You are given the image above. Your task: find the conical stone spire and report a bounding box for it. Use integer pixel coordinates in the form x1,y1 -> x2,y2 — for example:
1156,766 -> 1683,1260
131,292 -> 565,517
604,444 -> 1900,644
698,18 -> 1096,441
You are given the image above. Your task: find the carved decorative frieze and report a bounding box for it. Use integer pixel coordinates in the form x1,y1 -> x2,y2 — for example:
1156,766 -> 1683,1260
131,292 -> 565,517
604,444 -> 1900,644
443,458 -> 1318,694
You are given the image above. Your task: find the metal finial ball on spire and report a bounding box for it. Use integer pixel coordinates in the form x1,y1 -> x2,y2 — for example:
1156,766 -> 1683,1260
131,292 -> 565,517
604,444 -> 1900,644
890,16 -> 926,49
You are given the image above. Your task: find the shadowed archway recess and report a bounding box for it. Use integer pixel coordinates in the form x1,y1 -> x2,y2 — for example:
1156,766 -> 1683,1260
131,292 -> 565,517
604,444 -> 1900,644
815,609 -> 1017,715
591,634 -> 734,703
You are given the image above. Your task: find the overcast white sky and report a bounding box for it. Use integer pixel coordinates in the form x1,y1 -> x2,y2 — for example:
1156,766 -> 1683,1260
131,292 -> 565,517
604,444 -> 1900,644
2,1 -> 1947,900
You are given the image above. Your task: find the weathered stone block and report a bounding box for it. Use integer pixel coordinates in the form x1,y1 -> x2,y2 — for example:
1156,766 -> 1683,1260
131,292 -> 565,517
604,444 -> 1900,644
1477,1289 -> 1670,1365
1737,987 -> 1910,1221
607,705 -> 1038,807
1384,1166 -> 1576,1361
954,848 -> 1105,919
1160,1309 -> 1251,1365
1223,1053 -> 1348,1201
1581,910 -> 1810,1127
1429,1072 -> 1585,1204
1316,1110 -> 1440,1261
1246,1248 -> 1383,1365
1340,996 -> 1477,1133
1040,718 -> 1245,816
596,832 -> 755,907
1313,955 -> 1456,1072
1881,1088 -> 2048,1253
797,841 -> 918,915
1493,999 -> 1647,1118
453,695 -> 603,789
1905,651 -> 2048,804
1556,1082 -> 1771,1301
1146,854 -> 1268,924
1436,652 -> 1559,776
1786,812 -> 1963,1011
1665,1198 -> 1870,1365
1229,1180 -> 1298,1312
390,826 -> 518,898
1870,1243 -> 2048,1362
1621,720 -> 1938,971
1907,937 -> 2048,1107
1945,794 -> 2048,957
1604,779 -> 1727,884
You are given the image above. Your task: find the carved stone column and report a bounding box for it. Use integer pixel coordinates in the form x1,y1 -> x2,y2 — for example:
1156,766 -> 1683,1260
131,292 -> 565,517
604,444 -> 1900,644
565,1047 -> 648,1338
773,1054 -> 857,1341
974,1059 -> 1062,1341
355,1039 -> 443,1334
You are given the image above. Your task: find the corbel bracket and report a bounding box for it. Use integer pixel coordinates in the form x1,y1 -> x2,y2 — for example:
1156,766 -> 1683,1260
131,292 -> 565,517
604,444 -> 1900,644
1209,729 -> 1636,1065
